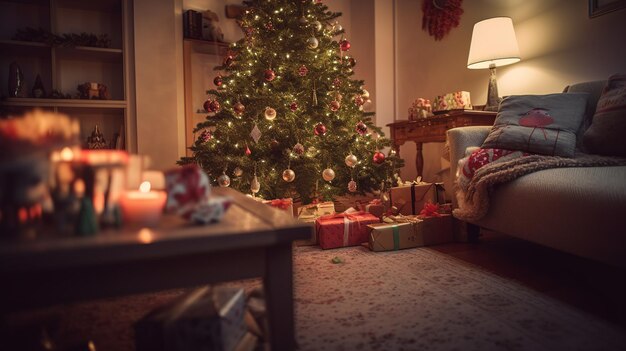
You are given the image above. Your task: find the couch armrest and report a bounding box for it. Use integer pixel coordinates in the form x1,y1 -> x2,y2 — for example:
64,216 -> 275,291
446,126 -> 491,181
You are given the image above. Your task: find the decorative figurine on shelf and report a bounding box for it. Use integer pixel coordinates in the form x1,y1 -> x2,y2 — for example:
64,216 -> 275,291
77,82 -> 110,100
202,9 -> 225,42
8,61 -> 26,98
86,125 -> 107,149
31,74 -> 46,98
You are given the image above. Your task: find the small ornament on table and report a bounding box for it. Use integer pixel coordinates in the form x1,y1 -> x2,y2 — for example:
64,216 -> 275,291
322,168 -> 335,181
330,100 -> 341,112
373,151 -> 386,164
314,123 -> 327,136
233,167 -> 243,177
233,101 -> 245,116
339,39 -> 351,51
348,179 -> 357,192
289,102 -> 298,111
345,153 -> 357,168
307,37 -> 319,49
213,75 -> 223,87
264,107 -> 277,120
293,142 -> 305,155
355,121 -> 368,135
86,125 -> 107,149
250,124 -> 262,143
298,65 -> 308,76
217,172 -> 231,187
282,168 -> 295,182
264,69 -> 276,82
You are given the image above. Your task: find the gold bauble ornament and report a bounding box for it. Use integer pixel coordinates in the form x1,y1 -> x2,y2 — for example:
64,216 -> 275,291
322,168 -> 336,181
282,169 -> 296,182
345,154 -> 358,168
264,107 -> 277,120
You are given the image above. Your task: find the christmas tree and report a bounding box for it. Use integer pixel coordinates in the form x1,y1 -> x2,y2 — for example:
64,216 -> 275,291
180,0 -> 403,204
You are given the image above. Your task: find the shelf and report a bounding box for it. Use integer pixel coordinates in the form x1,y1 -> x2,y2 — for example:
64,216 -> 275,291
2,98 -> 126,108
55,45 -> 123,62
184,38 -> 230,55
55,0 -> 121,13
0,39 -> 50,56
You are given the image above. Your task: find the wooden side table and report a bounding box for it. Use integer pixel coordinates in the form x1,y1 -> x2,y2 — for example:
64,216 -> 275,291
387,110 -> 497,177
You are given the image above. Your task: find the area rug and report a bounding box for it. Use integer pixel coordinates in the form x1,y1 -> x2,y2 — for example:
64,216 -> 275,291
3,246 -> 626,350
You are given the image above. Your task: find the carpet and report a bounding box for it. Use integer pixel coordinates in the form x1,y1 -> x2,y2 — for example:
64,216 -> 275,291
3,246 -> 626,350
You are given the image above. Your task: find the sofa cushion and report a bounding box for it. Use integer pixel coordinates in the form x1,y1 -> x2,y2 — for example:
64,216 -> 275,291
482,93 -> 588,157
564,80 -> 606,152
583,74 -> 626,157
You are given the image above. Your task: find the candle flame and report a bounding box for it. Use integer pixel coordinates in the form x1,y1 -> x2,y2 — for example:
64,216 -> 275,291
60,147 -> 74,161
139,181 -> 151,193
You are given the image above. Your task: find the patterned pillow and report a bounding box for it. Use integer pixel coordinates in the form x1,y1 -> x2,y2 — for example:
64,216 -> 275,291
481,93 -> 588,157
583,74 -> 626,157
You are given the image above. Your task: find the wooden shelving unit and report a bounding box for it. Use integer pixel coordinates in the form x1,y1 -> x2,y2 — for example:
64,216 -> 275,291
0,0 -> 134,151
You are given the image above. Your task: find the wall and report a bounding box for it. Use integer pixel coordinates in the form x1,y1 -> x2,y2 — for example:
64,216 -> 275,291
395,0 -> 626,182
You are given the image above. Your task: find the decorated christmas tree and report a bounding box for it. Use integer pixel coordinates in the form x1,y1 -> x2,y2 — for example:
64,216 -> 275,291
180,0 -> 403,204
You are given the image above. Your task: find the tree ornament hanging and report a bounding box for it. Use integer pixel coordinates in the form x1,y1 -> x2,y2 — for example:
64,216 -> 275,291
245,145 -> 252,156
270,139 -> 280,152
373,151 -> 386,164
264,107 -> 277,120
348,179 -> 357,192
218,172 -> 231,187
233,167 -> 243,177
339,39 -> 351,51
314,123 -> 327,136
265,21 -> 274,31
307,37 -> 319,49
234,102 -> 245,116
264,69 -> 276,82
354,95 -> 365,106
322,168 -> 336,181
204,99 -> 220,113
332,78 -> 342,88
298,65 -> 308,76
282,168 -> 296,182
213,75 -> 223,87
299,16 -> 308,25
293,142 -> 305,155
361,88 -> 370,99
251,174 -> 260,194
345,154 -> 358,168
250,124 -> 262,143
290,102 -> 298,111
330,100 -> 341,112
223,55 -> 234,67
422,0 -> 464,41
199,129 -> 212,143
312,20 -> 323,31
355,121 -> 368,135
347,57 -> 357,67
332,22 -> 343,33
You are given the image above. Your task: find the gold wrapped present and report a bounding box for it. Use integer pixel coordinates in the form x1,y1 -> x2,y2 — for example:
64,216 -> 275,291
368,220 -> 423,252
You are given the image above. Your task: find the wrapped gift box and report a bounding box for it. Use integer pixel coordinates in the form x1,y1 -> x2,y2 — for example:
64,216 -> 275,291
316,211 -> 380,249
262,198 -> 293,217
296,201 -> 335,246
368,220 -> 423,252
390,182 -> 436,216
135,286 -> 246,351
356,199 -> 385,218
433,91 -> 472,112
384,214 -> 453,247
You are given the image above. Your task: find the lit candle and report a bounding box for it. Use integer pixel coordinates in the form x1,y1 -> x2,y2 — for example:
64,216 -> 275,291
119,181 -> 167,227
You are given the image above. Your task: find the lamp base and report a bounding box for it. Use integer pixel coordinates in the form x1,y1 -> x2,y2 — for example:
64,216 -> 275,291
484,64 -> 501,112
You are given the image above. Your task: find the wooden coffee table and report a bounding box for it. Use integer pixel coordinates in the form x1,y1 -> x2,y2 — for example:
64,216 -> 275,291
0,187 -> 311,351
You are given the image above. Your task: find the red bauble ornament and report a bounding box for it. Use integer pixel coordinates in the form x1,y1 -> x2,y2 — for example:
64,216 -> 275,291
373,151 -> 386,164
234,102 -> 245,116
264,69 -> 276,82
298,65 -> 308,76
422,0 -> 464,41
330,100 -> 341,112
340,39 -> 351,51
290,102 -> 298,111
355,121 -> 368,135
204,99 -> 220,113
332,78 -> 342,88
314,123 -> 327,136
199,129 -> 212,143
265,22 -> 274,30
223,55 -> 234,67
354,95 -> 365,106
213,75 -> 223,87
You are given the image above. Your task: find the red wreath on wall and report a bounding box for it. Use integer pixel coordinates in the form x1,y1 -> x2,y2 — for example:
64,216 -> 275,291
422,0 -> 464,41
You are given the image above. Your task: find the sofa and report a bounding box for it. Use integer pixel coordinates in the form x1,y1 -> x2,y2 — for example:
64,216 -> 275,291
447,80 -> 626,268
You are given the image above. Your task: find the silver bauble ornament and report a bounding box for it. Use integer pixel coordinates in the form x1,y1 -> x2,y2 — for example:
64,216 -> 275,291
345,154 -> 358,168
348,180 -> 357,192
264,107 -> 277,120
251,175 -> 260,194
322,168 -> 336,181
361,88 -> 370,99
233,167 -> 243,177
307,37 -> 319,49
282,169 -> 296,182
312,20 -> 322,31
218,173 -> 231,187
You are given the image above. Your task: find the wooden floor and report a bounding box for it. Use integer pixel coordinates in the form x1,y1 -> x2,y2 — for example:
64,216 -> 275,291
431,230 -> 626,328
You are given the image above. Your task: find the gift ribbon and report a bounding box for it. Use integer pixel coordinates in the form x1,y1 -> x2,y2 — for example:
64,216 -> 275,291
410,183 -> 416,215
268,198 -> 292,210
319,212 -> 367,247
392,224 -> 400,250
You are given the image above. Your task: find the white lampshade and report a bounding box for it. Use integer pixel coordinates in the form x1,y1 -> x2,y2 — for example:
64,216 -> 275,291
467,17 -> 520,69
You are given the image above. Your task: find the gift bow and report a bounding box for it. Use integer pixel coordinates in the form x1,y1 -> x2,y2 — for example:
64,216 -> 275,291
419,202 -> 441,217
267,198 -> 292,210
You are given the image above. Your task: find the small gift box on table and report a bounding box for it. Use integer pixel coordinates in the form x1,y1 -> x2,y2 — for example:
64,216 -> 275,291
135,286 -> 246,351
389,180 -> 436,216
296,201 -> 336,246
261,198 -> 293,217
356,199 -> 385,218
315,211 -> 380,249
368,220 -> 422,252
433,91 -> 472,112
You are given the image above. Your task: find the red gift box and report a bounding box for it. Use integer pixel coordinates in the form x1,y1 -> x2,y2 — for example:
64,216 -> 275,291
315,211 -> 380,249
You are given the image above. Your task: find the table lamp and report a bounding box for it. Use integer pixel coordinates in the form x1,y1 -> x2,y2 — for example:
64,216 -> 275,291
467,17 -> 520,111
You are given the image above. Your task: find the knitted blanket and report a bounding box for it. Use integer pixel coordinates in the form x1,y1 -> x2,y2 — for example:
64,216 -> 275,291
453,152 -> 626,221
